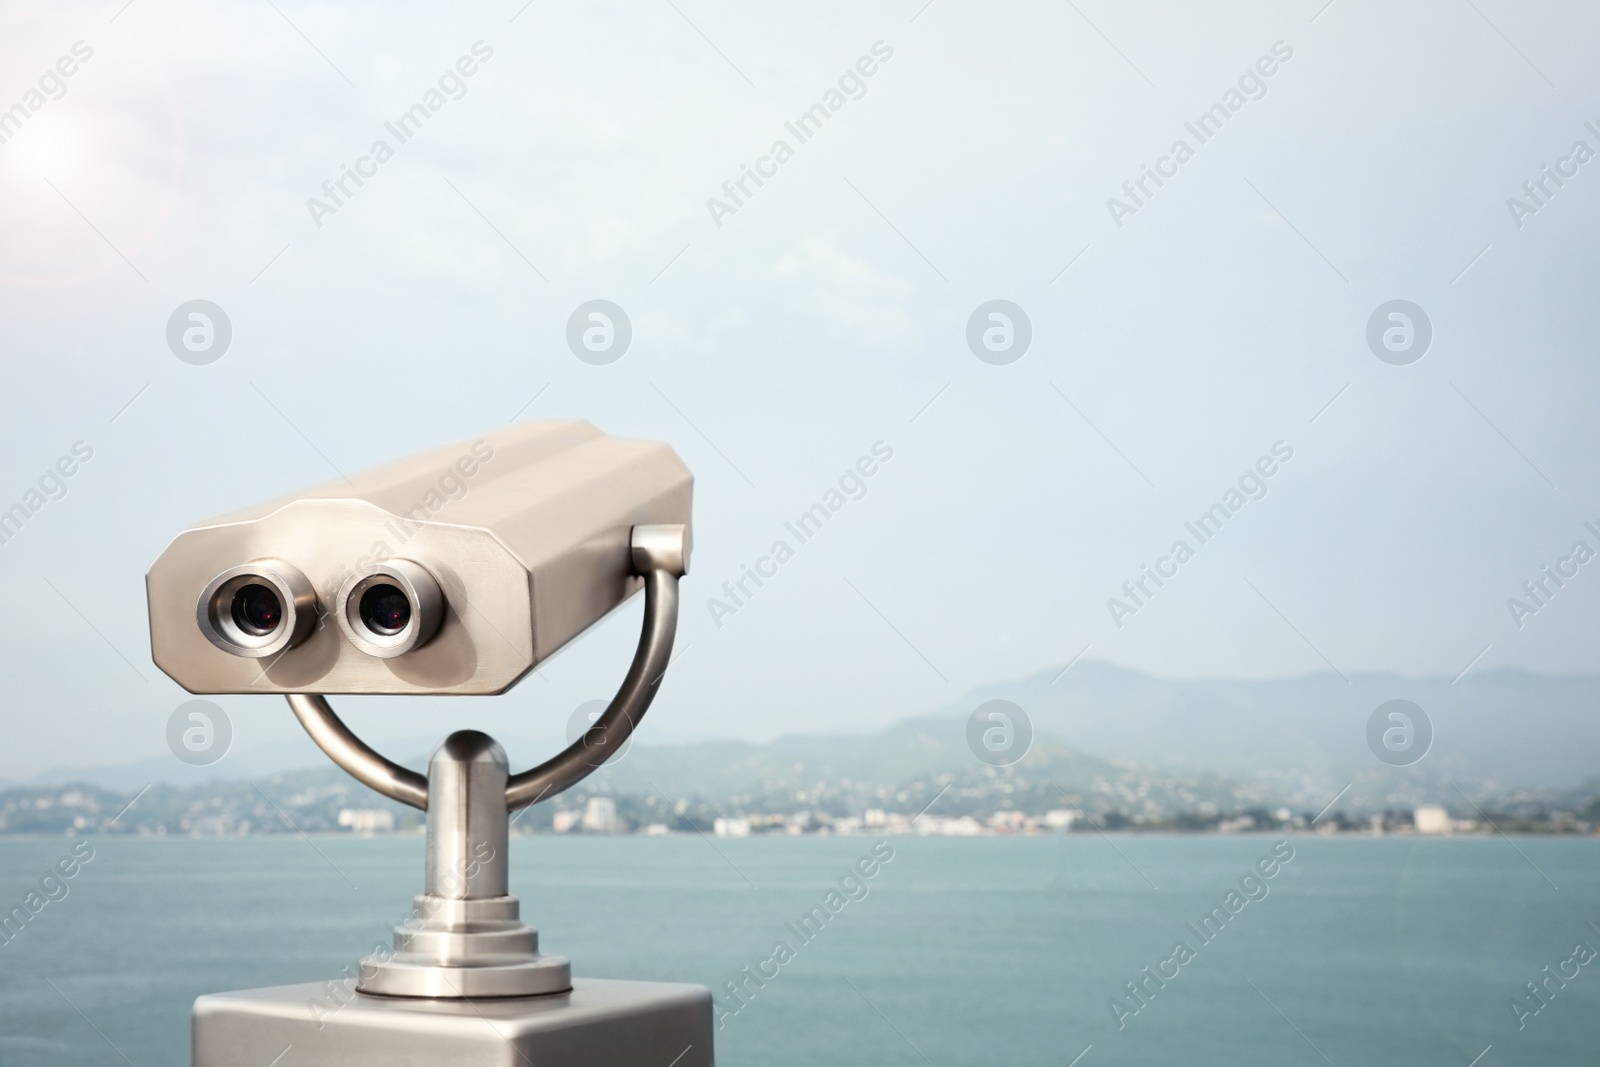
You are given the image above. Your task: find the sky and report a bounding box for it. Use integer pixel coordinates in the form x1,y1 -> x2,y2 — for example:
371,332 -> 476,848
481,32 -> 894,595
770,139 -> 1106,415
0,0 -> 1597,780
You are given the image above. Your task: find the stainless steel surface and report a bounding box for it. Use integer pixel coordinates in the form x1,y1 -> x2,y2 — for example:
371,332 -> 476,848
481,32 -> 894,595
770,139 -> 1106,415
192,978 -> 714,1067
505,539 -> 682,808
147,420 -> 692,695
283,580 -> 689,999
284,525 -> 687,995
286,693 -> 428,809
357,894 -> 573,998
335,557 -> 445,659
427,731 -> 509,899
156,425 -> 711,1062
195,559 -> 317,658
358,731 -> 571,998
286,524 -> 686,812
631,521 -> 692,578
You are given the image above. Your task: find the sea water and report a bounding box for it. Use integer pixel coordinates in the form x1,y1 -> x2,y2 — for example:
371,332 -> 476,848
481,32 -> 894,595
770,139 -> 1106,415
0,834 -> 1594,1066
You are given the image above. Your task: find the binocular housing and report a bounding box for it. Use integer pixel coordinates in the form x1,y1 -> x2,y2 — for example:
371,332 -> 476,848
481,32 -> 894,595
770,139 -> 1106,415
146,420 -> 692,695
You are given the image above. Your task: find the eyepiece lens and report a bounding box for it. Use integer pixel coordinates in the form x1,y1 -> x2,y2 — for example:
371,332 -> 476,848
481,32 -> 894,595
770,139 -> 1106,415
231,583 -> 283,636
360,584 -> 412,636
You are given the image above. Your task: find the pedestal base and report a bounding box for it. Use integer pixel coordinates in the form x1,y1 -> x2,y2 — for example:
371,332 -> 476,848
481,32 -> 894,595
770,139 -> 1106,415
192,978 -> 713,1067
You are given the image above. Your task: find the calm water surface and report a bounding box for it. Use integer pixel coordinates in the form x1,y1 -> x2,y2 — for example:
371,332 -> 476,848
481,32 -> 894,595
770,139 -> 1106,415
0,835 -> 1594,1065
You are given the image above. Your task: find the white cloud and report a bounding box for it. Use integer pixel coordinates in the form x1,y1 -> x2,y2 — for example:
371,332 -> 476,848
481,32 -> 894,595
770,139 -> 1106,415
773,235 -> 915,348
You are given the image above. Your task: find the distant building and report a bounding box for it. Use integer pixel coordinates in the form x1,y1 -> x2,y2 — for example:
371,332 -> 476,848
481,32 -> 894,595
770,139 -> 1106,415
1414,805 -> 1450,835
713,817 -> 751,837
989,810 -> 1026,832
643,823 -> 670,836
1044,810 -> 1076,830
338,809 -> 395,833
552,810 -> 581,833
582,797 -> 619,833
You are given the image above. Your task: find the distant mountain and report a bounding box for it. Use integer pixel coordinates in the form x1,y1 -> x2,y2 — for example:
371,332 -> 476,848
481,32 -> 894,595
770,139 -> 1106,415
582,714 -> 1263,813
6,712 -> 1593,837
927,661 -> 1600,789
573,661 -> 1600,814
577,711 -> 1592,821
19,662 -> 1597,819
0,718 -> 1278,836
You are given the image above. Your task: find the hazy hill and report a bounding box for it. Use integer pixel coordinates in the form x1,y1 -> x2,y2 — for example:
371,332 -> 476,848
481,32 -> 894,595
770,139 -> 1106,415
582,715 -> 1263,814
16,663 -> 1597,820
5,707 -> 1595,835
930,661 -> 1600,788
0,718 -> 1275,835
